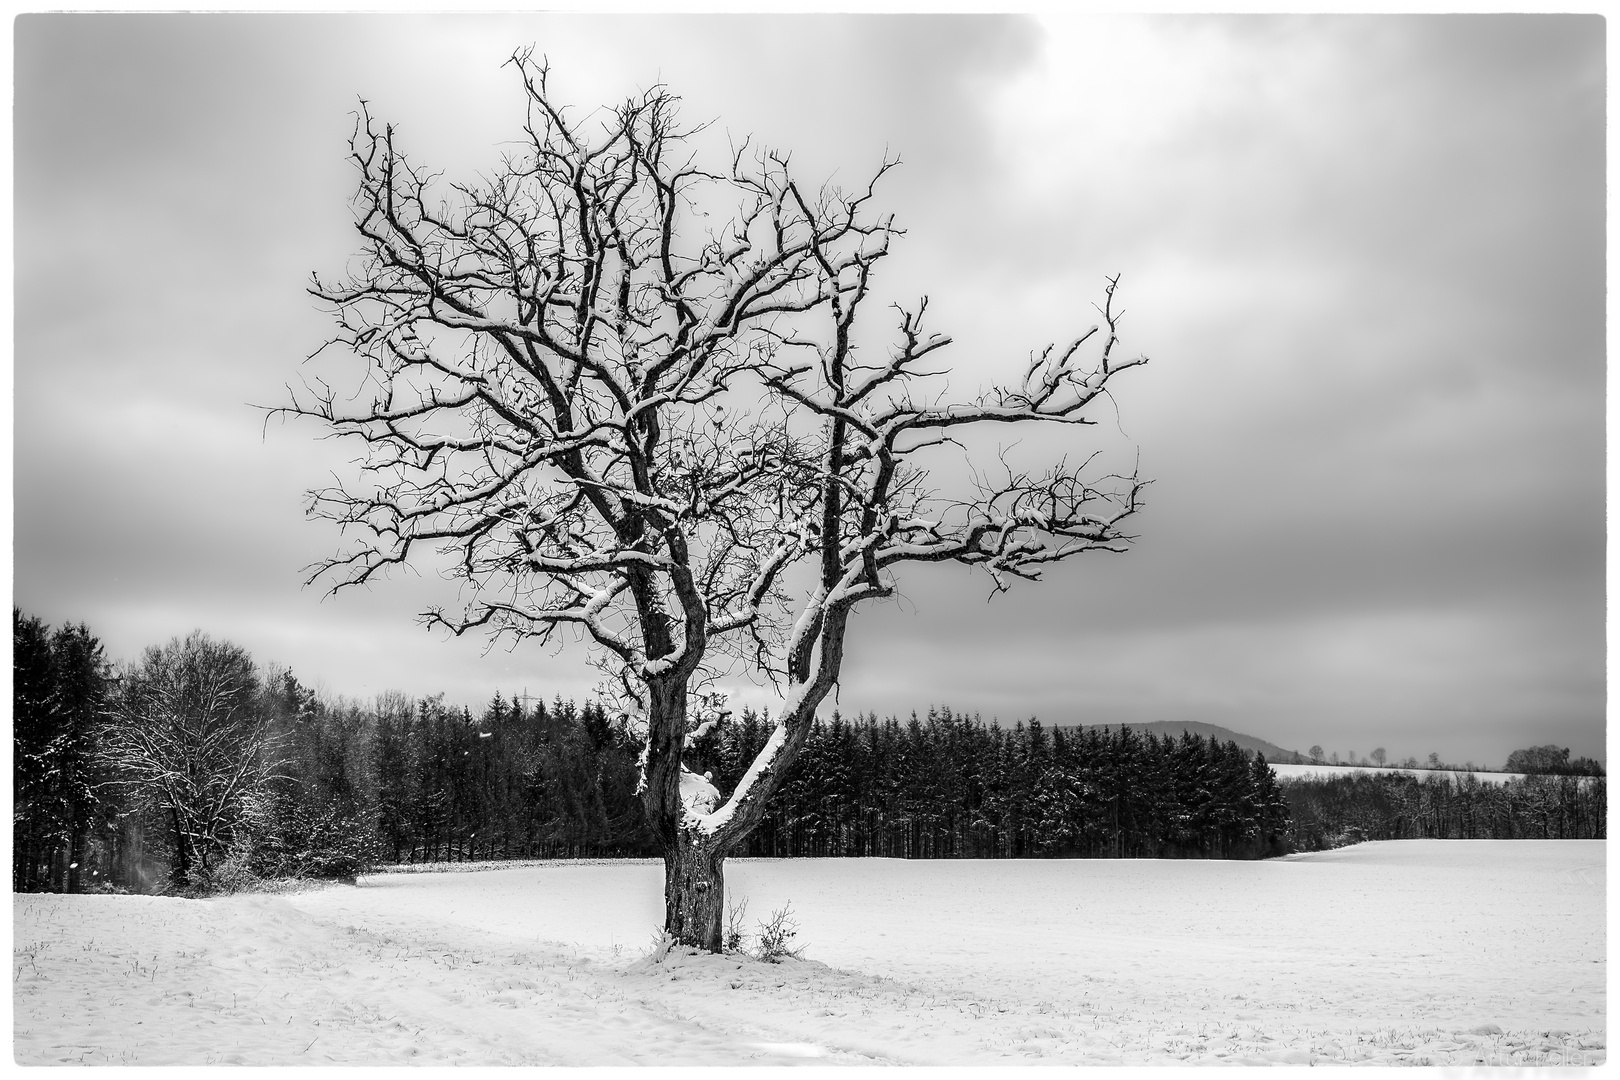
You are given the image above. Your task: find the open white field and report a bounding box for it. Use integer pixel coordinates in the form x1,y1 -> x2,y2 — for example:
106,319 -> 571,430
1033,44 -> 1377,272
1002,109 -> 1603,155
1268,764 -> 1528,784
13,840 -> 1604,1066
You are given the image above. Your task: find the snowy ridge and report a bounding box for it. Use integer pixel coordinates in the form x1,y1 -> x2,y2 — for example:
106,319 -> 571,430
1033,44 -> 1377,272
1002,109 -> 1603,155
1065,720 -> 1305,762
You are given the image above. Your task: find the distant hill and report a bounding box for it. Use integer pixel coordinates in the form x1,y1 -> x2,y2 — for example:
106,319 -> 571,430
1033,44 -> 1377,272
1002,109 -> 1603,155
1059,721 -> 1308,764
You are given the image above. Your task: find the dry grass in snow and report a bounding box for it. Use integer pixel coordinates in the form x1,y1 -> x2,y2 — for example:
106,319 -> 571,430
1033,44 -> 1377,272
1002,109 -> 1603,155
13,839 -> 1605,1065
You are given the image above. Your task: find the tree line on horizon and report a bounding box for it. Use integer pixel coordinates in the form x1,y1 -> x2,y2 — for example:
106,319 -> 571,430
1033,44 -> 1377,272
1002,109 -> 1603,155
1286,769 -> 1604,848
12,611 -> 1606,894
1299,741 -> 1604,777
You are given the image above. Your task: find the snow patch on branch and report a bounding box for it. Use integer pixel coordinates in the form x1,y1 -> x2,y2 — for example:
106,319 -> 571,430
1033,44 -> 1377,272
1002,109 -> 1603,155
642,645 -> 687,678
679,768 -> 721,818
612,699 -> 651,795
686,722 -> 789,836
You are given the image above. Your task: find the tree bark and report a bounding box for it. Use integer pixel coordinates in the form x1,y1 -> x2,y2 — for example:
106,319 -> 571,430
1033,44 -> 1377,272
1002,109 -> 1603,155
169,805 -> 191,886
663,830 -> 726,952
642,669 -> 740,952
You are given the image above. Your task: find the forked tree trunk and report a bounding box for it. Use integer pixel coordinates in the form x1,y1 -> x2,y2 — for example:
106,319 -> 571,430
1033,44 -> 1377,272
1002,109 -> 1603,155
641,675 -> 729,952
648,610 -> 848,953
664,830 -> 726,952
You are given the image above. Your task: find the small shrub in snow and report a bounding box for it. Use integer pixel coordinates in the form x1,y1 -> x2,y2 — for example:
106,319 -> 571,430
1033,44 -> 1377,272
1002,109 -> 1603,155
724,897 -> 750,954
187,846 -> 261,896
755,902 -> 804,963
647,930 -> 677,964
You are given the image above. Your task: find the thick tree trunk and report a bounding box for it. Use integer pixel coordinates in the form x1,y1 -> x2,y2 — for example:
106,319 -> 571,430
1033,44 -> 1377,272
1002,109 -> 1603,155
643,606 -> 850,953
640,671 -> 728,952
663,830 -> 726,952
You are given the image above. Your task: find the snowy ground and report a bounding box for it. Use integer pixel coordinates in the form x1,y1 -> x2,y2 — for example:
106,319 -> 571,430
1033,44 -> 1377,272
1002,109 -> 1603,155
1268,763 -> 1528,784
13,840 -> 1605,1066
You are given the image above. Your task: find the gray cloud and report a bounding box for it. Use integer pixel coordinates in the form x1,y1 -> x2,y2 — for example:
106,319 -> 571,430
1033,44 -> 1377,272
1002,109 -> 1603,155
12,14 -> 1603,767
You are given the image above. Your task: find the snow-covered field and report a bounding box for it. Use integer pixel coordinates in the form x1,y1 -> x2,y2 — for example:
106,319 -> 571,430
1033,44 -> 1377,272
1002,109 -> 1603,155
13,840 -> 1605,1066
1268,764 -> 1528,784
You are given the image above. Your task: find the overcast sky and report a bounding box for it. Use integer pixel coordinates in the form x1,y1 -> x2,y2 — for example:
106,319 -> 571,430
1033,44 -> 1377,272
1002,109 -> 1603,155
12,14 -> 1606,767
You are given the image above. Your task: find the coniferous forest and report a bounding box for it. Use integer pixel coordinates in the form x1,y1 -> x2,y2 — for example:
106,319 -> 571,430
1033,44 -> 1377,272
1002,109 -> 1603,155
13,611 -> 1606,894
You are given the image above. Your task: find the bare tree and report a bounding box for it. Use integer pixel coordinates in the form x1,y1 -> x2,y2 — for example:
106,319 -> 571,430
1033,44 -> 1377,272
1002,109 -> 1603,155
99,632 -> 276,886
288,52 -> 1147,950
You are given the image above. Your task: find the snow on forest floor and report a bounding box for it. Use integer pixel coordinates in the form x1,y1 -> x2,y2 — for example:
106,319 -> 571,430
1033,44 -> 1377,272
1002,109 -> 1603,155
13,840 -> 1606,1066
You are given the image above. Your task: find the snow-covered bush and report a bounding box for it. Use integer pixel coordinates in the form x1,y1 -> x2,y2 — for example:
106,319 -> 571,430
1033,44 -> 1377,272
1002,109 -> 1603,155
189,847 -> 261,895
202,789 -> 379,891
755,903 -> 804,963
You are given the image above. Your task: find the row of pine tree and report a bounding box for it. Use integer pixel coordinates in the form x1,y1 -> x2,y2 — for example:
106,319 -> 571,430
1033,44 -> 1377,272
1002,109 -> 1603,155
12,611 -> 1605,895
692,707 -> 1292,860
